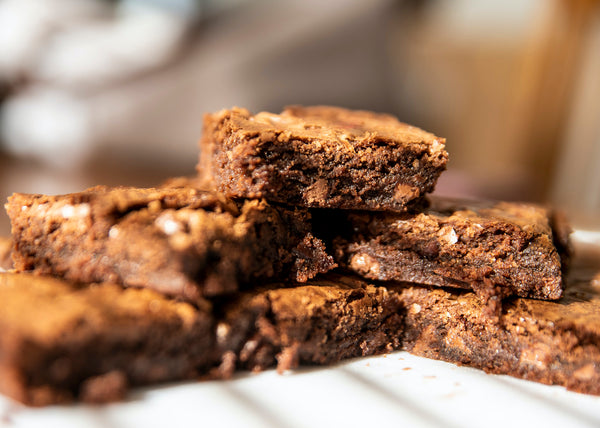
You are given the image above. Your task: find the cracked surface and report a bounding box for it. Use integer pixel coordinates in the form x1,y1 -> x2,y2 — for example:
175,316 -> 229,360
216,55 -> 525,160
6,180 -> 335,302
331,196 -> 570,304
198,106 -> 447,211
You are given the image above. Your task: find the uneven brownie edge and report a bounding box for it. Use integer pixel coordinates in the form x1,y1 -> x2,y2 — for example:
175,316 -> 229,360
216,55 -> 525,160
329,196 -> 568,304
0,273 -> 402,405
5,181 -> 336,301
198,106 -> 448,211
0,272 -> 214,406
0,236 -> 12,270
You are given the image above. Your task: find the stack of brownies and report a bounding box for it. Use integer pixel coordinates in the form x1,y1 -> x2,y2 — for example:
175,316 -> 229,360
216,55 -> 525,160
2,105 -> 599,407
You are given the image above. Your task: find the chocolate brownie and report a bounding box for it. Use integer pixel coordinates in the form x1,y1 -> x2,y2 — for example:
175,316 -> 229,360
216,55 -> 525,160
0,236 -> 11,270
0,272 -> 214,406
6,181 -> 335,302
214,275 -> 403,376
0,272 -> 403,405
331,196 -> 569,305
395,259 -> 600,395
198,106 -> 447,211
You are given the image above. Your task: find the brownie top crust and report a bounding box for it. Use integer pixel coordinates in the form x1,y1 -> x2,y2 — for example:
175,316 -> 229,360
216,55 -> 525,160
243,105 -> 447,154
0,273 -> 204,343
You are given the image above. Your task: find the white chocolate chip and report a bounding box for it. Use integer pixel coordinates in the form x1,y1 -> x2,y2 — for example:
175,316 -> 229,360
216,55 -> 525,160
155,213 -> 182,236
216,323 -> 230,346
439,226 -> 458,245
60,203 -> 90,219
350,253 -> 380,277
108,226 -> 119,239
410,303 -> 422,314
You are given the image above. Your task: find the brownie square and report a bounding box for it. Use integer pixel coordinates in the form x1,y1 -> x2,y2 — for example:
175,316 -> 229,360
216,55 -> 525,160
215,274 -> 403,376
6,181 -> 335,302
330,196 -> 570,303
395,264 -> 600,395
198,106 -> 447,211
0,272 -> 214,406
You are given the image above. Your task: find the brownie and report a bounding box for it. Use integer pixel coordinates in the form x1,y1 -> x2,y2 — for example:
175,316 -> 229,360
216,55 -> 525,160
395,261 -> 600,395
198,106 -> 447,211
0,272 -> 214,406
331,196 -> 569,305
214,274 -> 403,376
0,236 -> 11,270
0,272 -> 403,405
6,181 -> 335,302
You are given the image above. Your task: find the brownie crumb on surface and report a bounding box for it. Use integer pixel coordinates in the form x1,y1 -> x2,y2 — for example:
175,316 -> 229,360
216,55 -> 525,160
198,106 -> 447,211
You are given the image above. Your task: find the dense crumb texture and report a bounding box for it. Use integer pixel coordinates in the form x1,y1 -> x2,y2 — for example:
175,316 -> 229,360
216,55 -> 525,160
215,275 -> 403,375
0,272 -> 214,406
6,181 -> 335,301
198,106 -> 447,211
0,236 -> 11,270
395,262 -> 600,395
332,196 -> 568,302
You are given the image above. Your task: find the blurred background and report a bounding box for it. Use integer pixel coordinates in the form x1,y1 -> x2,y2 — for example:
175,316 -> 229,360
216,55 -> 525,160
1,0 -> 599,236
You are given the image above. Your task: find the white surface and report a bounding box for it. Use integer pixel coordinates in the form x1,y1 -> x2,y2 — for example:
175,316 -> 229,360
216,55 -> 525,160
2,351 -> 600,428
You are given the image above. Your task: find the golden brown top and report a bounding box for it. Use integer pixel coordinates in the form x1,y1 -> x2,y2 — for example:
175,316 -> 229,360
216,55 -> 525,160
0,272 -> 207,345
213,106 -> 446,154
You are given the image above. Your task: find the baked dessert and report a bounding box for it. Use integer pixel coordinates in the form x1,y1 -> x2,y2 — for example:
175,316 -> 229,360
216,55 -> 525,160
6,182 -> 335,302
198,106 -> 447,211
330,196 -> 570,306
0,272 -> 403,405
215,275 -> 403,376
0,236 -> 11,270
395,261 -> 600,395
0,272 -> 214,406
